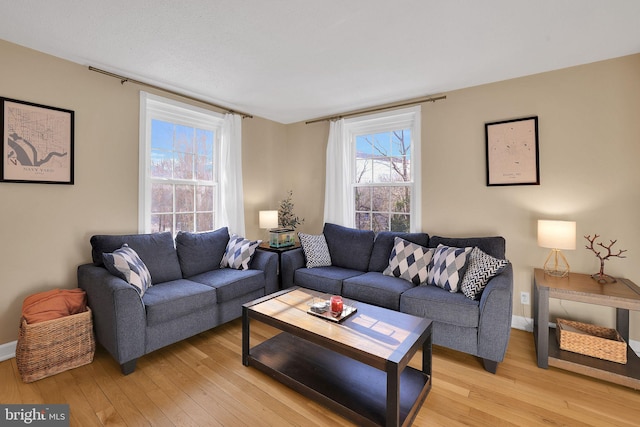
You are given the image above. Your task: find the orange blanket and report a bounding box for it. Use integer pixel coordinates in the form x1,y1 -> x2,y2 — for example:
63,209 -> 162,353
21,289 -> 87,324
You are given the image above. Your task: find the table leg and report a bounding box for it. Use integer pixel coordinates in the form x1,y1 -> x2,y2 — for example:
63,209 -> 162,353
242,306 -> 250,366
386,363 -> 400,427
534,284 -> 549,368
616,308 -> 630,342
423,331 -> 432,378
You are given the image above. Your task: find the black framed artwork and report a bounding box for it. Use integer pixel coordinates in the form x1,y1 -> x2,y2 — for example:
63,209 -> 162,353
1,97 -> 74,184
485,116 -> 539,186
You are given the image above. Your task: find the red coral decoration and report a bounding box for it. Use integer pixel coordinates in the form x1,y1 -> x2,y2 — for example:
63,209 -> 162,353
584,234 -> 627,283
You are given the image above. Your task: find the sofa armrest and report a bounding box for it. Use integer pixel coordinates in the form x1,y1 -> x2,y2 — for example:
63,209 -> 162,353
281,248 -> 306,288
77,263 -> 146,364
249,250 -> 278,295
477,263 -> 513,362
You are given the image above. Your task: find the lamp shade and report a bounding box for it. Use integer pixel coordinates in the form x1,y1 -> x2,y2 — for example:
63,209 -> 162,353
537,220 -> 576,250
259,210 -> 278,229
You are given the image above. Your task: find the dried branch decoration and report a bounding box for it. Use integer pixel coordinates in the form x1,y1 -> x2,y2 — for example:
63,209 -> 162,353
278,190 -> 304,230
584,234 -> 627,283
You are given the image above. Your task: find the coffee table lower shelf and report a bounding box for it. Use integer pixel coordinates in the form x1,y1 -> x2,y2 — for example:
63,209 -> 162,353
247,332 -> 431,427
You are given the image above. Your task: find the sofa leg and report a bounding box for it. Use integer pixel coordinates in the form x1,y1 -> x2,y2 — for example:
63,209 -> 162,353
482,358 -> 498,374
120,359 -> 137,375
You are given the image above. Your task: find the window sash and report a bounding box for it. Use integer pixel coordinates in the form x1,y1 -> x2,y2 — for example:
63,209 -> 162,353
140,92 -> 223,234
345,106 -> 421,232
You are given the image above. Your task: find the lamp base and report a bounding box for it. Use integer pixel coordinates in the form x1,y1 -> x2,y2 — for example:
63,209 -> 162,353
543,249 -> 570,278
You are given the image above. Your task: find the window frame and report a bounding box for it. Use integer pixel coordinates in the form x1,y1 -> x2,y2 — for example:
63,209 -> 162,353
345,106 -> 421,232
139,92 -> 224,234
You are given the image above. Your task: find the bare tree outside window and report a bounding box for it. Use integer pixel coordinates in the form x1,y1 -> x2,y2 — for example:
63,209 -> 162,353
149,119 -> 216,234
355,129 -> 412,232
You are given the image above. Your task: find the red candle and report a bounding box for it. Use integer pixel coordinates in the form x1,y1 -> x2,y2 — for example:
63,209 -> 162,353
330,295 -> 343,314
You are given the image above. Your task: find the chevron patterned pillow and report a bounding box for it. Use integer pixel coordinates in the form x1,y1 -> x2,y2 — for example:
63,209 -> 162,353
461,247 -> 509,300
383,237 -> 434,285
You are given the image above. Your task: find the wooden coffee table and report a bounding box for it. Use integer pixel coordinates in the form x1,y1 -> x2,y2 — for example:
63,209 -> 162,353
242,287 -> 432,427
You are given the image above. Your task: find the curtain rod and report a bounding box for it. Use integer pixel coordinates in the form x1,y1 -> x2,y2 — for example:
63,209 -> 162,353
305,95 -> 446,124
88,66 -> 254,118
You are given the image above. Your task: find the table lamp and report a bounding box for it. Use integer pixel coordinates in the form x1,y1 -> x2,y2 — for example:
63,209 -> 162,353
537,220 -> 576,277
259,210 -> 278,231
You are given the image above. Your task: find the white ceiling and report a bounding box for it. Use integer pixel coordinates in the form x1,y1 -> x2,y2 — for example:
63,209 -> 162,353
1,1 -> 639,124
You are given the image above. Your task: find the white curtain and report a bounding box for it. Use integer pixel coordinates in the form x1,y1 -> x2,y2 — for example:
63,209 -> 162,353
323,118 -> 353,226
219,113 -> 246,236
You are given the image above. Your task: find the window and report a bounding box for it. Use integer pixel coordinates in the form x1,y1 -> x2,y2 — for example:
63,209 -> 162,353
140,93 -> 224,234
346,106 -> 421,232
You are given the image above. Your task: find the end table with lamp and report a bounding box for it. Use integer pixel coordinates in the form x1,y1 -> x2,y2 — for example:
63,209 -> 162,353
257,210 -> 300,288
533,268 -> 640,389
258,241 -> 300,289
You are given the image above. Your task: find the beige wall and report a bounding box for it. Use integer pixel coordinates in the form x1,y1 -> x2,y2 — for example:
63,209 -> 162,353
0,40 -> 285,344
1,37 -> 639,345
286,53 -> 640,341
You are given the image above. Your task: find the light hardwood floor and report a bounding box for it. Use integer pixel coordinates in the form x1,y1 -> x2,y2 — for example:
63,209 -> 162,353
1,321 -> 638,426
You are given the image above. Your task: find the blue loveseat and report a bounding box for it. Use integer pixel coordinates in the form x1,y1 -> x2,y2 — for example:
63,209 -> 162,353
281,223 -> 513,373
77,228 -> 277,374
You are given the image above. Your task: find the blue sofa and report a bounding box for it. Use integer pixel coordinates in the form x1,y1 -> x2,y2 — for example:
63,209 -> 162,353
77,228 -> 278,374
281,223 -> 513,373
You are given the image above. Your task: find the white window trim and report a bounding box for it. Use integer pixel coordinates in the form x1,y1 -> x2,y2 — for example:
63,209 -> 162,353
344,105 -> 421,232
139,92 -> 224,233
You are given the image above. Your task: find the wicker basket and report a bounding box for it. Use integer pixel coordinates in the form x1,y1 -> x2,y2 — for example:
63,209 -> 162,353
556,318 -> 627,364
16,308 -> 95,382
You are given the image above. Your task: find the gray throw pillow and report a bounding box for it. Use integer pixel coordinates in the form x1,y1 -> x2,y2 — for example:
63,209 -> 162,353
220,234 -> 261,270
383,237 -> 433,285
102,244 -> 152,297
427,244 -> 472,292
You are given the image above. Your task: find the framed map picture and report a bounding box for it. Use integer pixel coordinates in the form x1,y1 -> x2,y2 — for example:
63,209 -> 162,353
1,97 -> 74,184
485,116 -> 539,186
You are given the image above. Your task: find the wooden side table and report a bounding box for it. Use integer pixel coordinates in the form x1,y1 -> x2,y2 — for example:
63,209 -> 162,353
258,242 -> 301,289
533,268 -> 640,389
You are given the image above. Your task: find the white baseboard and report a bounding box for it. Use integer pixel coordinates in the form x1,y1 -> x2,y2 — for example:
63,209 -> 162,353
0,340 -> 16,362
511,315 -> 640,357
511,315 -> 534,332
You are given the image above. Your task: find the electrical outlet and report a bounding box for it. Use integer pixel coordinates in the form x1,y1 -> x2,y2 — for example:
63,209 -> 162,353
520,291 -> 530,305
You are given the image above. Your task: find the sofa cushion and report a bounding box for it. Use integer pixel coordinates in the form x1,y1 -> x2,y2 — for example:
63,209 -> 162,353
369,231 -> 430,272
189,268 -> 265,303
175,227 -> 229,277
427,245 -> 473,292
429,236 -> 506,260
383,237 -> 434,285
343,272 -> 414,310
294,266 -> 363,295
323,223 -> 374,271
461,247 -> 510,300
91,232 -> 183,283
400,285 -> 480,328
102,244 -> 153,297
143,279 -> 217,326
220,235 -> 261,270
298,232 -> 332,268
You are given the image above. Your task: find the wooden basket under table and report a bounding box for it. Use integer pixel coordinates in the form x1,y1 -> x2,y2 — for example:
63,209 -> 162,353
556,318 -> 627,364
16,307 -> 95,383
